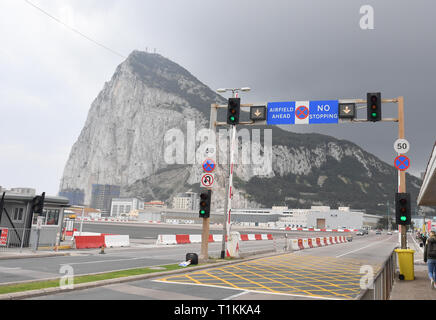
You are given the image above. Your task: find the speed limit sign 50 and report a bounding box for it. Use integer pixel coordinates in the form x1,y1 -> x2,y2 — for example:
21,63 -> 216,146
394,139 -> 410,154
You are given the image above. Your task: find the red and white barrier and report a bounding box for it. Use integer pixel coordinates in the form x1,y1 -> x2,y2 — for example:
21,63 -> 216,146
284,227 -> 359,233
156,234 -> 274,245
289,236 -> 348,252
74,233 -> 130,249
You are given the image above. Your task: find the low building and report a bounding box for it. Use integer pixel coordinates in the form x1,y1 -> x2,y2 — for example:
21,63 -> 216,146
110,198 -> 144,217
0,193 -> 69,248
172,193 -> 199,211
1,187 -> 36,196
230,206 -> 372,230
65,206 -> 101,219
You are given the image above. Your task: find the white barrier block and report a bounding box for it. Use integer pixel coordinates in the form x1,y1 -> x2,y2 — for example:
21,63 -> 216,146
105,235 -> 130,248
311,238 -> 318,247
189,235 -> 202,243
247,234 -> 256,241
213,234 -> 223,242
156,235 -> 177,245
302,239 -> 310,249
290,239 -> 300,251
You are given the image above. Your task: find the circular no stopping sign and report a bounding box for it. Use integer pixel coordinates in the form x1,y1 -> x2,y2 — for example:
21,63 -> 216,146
202,158 -> 216,173
394,155 -> 410,171
296,106 -> 309,120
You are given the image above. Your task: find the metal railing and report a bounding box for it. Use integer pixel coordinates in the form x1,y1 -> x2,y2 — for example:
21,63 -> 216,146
0,228 -> 58,252
358,249 -> 397,300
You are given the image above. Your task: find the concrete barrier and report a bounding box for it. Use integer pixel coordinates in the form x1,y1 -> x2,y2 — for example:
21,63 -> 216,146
105,235 -> 130,248
290,239 -> 300,251
308,238 -> 314,248
75,235 -> 105,249
284,227 -> 359,233
156,234 -> 274,245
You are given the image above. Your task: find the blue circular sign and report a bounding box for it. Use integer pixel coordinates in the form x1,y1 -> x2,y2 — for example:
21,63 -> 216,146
202,159 -> 216,173
394,155 -> 410,171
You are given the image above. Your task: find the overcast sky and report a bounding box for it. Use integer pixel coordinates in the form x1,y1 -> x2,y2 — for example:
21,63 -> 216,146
0,0 -> 435,196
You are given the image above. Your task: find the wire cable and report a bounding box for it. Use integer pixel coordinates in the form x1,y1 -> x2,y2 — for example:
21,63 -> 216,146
23,0 -> 126,59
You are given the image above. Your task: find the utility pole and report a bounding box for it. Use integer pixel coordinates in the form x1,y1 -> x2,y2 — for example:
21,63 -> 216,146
397,96 -> 408,249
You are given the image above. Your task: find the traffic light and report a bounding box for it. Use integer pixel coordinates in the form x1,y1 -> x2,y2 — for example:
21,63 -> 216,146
32,192 -> 45,214
227,98 -> 241,125
395,193 -> 411,225
367,92 -> 382,122
199,190 -> 212,218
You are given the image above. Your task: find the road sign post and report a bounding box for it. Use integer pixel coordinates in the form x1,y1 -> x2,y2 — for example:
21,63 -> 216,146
397,97 -> 408,249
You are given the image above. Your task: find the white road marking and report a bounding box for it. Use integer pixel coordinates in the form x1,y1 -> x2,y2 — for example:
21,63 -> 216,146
335,235 -> 395,258
223,290 -> 249,300
63,254 -> 185,266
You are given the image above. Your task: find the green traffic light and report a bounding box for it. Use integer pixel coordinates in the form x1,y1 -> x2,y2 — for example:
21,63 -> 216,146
372,112 -> 377,117
200,210 -> 205,215
230,116 -> 235,122
400,216 -> 407,222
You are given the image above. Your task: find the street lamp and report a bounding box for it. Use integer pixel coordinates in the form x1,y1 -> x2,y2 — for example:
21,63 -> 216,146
216,87 -> 251,97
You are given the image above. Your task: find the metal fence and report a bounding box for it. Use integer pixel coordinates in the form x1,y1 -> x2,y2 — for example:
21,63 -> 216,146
0,228 -> 58,251
359,249 -> 397,300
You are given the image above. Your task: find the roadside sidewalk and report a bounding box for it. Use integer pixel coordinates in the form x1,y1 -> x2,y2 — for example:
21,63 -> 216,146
389,234 -> 436,300
0,249 -> 70,260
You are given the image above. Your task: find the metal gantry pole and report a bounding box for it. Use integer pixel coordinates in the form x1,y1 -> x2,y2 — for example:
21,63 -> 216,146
220,90 -> 239,259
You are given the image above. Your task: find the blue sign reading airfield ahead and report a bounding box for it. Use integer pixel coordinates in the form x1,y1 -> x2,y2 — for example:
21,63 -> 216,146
267,102 -> 295,125
267,100 -> 339,125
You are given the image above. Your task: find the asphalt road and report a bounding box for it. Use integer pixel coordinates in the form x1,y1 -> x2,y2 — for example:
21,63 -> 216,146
0,239 -> 280,284
0,222 -> 355,284
29,232 -> 399,300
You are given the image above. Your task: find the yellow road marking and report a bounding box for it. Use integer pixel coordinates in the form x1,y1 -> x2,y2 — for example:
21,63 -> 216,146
157,253 -> 378,299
